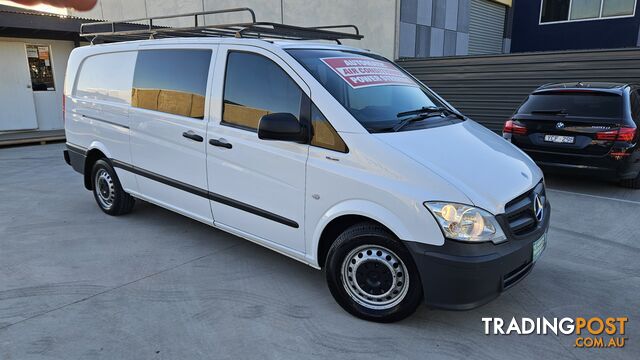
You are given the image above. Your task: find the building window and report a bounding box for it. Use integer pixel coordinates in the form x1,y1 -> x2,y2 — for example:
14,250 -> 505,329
541,0 -> 571,22
132,49 -> 211,119
26,45 -> 55,91
222,51 -> 302,131
603,0 -> 637,16
570,0 -> 602,19
540,0 -> 636,23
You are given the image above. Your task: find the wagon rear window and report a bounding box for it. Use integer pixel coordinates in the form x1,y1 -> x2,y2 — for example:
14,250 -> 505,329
517,92 -> 623,119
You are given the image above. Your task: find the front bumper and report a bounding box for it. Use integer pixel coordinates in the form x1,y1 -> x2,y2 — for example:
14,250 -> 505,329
404,202 -> 550,310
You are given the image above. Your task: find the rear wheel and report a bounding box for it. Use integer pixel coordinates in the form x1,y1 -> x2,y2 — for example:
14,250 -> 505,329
91,159 -> 135,215
620,171 -> 640,189
325,222 -> 423,322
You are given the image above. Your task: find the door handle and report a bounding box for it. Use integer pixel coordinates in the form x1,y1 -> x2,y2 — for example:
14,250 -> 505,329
209,138 -> 232,149
182,131 -> 203,142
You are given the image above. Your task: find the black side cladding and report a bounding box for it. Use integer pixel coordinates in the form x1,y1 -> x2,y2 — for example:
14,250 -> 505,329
65,143 -> 87,174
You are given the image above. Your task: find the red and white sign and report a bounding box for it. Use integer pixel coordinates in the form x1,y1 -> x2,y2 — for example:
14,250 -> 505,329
320,57 -> 417,89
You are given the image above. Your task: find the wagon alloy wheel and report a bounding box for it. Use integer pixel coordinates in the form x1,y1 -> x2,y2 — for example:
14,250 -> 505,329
341,245 -> 409,310
94,168 -> 115,210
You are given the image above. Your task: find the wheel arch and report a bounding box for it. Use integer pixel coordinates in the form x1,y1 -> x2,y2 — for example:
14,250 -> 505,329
83,142 -> 112,190
311,200 -> 419,269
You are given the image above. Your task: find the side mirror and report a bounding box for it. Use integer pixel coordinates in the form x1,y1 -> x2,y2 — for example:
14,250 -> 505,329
258,113 -> 307,143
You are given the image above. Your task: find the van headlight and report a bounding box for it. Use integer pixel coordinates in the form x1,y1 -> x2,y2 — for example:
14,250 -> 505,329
424,202 -> 506,243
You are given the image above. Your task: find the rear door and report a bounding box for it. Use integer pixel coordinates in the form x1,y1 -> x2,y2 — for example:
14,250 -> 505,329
129,46 -> 216,224
205,45 -> 309,253
512,91 -> 625,156
71,50 -> 138,192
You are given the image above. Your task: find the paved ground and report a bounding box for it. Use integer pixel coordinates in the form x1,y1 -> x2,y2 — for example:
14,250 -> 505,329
1,143 -> 638,360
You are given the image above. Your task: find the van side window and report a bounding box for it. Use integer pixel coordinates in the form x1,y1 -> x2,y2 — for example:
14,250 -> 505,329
75,51 -> 137,104
132,49 -> 211,119
311,104 -> 347,153
222,51 -> 302,130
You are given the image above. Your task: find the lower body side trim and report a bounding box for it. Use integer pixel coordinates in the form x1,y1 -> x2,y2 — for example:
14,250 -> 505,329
110,159 -> 299,228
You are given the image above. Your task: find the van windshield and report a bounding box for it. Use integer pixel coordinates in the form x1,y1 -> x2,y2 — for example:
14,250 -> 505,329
287,49 -> 455,132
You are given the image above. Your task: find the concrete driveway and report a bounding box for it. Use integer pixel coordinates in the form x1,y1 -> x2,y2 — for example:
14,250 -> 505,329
1,143 -> 638,359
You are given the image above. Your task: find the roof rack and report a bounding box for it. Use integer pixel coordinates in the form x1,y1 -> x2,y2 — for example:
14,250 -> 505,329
80,7 -> 363,44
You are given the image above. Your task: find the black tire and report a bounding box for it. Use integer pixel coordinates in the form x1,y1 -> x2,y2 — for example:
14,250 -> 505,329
325,222 -> 423,322
620,172 -> 640,189
90,159 -> 135,215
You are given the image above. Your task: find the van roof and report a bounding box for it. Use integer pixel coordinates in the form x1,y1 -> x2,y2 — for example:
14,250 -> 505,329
85,37 -> 369,54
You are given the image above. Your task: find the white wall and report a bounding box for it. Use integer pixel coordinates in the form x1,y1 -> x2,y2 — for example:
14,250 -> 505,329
1,37 -> 74,131
282,0 -> 397,57
70,0 -> 398,58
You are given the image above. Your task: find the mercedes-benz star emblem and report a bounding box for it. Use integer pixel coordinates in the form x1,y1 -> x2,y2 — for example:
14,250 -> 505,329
533,194 -> 544,222
556,122 -> 565,129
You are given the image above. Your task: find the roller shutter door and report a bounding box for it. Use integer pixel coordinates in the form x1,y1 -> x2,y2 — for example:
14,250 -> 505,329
469,0 -> 506,55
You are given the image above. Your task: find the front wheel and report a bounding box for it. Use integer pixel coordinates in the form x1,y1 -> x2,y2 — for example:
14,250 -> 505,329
325,223 -> 423,322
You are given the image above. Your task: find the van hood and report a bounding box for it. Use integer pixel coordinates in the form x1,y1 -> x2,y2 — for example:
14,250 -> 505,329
375,120 -> 542,214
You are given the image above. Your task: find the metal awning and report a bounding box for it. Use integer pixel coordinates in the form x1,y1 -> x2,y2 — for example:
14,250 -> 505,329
0,5 -> 98,42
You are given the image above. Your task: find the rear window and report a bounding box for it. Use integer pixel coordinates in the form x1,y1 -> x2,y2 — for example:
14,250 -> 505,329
517,92 -> 623,118
75,51 -> 137,104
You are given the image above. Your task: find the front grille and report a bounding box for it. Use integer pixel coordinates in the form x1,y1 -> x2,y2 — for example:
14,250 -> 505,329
503,182 -> 546,237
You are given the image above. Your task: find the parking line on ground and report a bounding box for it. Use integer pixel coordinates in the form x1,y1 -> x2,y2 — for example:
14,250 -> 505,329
547,188 -> 640,206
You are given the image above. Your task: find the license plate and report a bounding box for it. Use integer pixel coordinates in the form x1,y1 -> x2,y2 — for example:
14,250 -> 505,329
544,134 -> 575,144
533,233 -> 547,262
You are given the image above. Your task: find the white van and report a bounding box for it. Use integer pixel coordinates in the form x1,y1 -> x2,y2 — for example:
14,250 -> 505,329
63,10 -> 549,322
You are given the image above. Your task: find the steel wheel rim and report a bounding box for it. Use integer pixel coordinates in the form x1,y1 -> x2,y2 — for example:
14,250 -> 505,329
95,169 -> 115,210
341,245 -> 409,310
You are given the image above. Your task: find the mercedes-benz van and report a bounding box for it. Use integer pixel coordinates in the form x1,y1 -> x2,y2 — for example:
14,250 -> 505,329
63,33 -> 549,322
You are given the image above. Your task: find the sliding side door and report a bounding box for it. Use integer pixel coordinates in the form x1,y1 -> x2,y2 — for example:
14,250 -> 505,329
129,46 -> 216,223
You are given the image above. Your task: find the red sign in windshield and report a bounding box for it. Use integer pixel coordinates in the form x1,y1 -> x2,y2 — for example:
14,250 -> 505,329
320,57 -> 417,89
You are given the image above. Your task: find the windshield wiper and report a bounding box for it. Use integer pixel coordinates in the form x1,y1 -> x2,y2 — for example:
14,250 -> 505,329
391,113 -> 438,132
392,106 -> 462,132
531,109 -> 568,115
396,106 -> 447,118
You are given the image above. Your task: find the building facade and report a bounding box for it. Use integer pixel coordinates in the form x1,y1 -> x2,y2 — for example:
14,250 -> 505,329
511,0 -> 640,53
0,5 -> 86,134
68,0 -> 399,59
69,0 -> 513,59
398,0 -> 512,57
